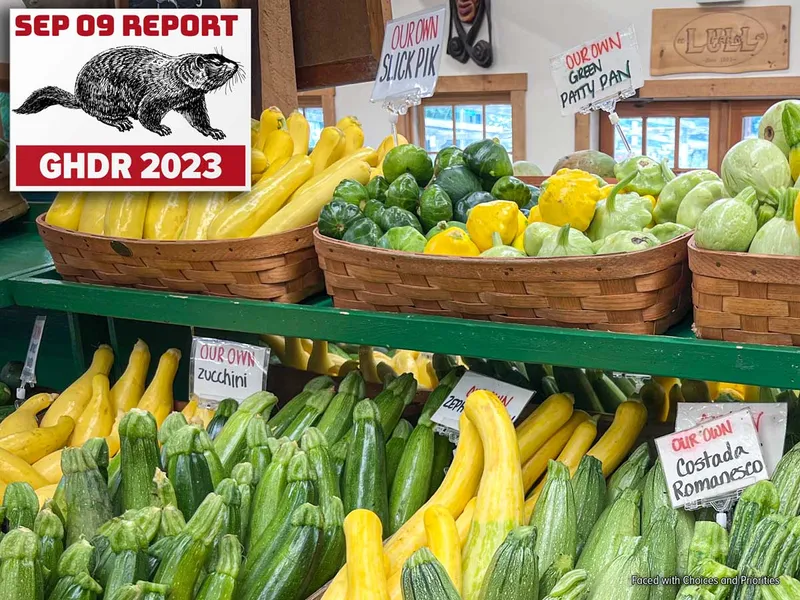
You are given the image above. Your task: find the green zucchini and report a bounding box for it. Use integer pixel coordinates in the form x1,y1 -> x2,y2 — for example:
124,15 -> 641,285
213,391 -> 277,474
642,461 -> 695,577
401,547 -> 461,600
606,442 -> 650,505
305,496 -> 346,593
730,514 -> 789,600
165,425 -> 215,520
101,518 -> 149,600
215,478 -> 242,543
268,376 -> 335,436
196,427 -> 226,486
3,481 -> 38,531
316,371 -> 366,445
248,440 -> 297,550
570,455 -> 606,554
386,419 -> 412,490
773,515 -> 800,577
62,446 -> 113,546
374,372 -> 418,435
245,414 -> 273,482
158,411 -> 188,468
240,504 -> 324,600
47,538 -> 100,600
331,434 -> 349,485
641,507 -> 678,600
553,366 -> 604,413
119,408 -> 161,511
0,527 -> 43,600
576,488 -> 641,580
431,354 -> 460,380
419,368 -> 465,422
245,451 -> 317,572
541,568 -> 589,600
388,417 -> 433,535
232,462 -> 255,544
301,426 -> 340,504
688,521 -> 729,575
428,435 -> 455,499
121,506 -> 161,543
762,575 -> 800,600
195,534 -> 241,600
206,398 -> 238,440
152,467 -> 177,508
542,376 -> 560,397
477,526 -> 539,600
346,399 -> 390,534
158,504 -> 185,540
153,492 -> 225,600
109,581 -> 170,600
531,460 -> 577,574
680,380 -> 712,403
282,387 -> 336,442
678,558 -> 737,600
82,437 -> 110,484
539,555 -> 574,599
587,370 -> 628,411
586,536 -> 649,600
609,373 -> 638,398
34,506 -> 64,590
772,444 -> 800,517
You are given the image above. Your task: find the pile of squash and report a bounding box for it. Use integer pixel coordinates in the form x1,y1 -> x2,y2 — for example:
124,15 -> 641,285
0,340 -> 212,505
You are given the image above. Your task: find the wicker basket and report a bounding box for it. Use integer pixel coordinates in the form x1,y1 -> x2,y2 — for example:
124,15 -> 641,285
37,215 -> 324,302
314,229 -> 693,334
688,236 -> 800,346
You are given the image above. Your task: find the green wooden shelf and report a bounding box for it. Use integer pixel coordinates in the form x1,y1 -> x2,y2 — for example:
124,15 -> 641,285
8,266 -> 800,389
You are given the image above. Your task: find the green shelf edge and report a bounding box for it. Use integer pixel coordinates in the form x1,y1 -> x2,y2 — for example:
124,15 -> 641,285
9,269 -> 800,389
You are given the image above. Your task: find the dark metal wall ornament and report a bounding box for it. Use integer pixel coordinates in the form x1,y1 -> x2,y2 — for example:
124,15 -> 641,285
447,0 -> 493,68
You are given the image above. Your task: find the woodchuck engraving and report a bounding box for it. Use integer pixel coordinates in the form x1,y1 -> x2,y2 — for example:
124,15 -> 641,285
15,46 -> 241,139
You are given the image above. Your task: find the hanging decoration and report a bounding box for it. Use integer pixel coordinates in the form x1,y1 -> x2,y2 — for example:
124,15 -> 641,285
447,0 -> 493,68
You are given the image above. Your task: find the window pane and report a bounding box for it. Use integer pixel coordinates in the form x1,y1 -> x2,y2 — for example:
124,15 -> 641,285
304,107 -> 325,150
742,116 -> 761,140
485,104 -> 513,155
646,117 -> 676,166
679,117 -> 710,169
614,118 -> 642,161
455,105 -> 484,148
424,106 -> 454,152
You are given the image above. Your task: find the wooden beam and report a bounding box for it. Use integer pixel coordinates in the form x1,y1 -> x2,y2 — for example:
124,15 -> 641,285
574,114 -> 590,151
638,77 -> 800,100
434,73 -> 528,94
510,90 -> 526,161
0,63 -> 8,95
256,0 -> 298,114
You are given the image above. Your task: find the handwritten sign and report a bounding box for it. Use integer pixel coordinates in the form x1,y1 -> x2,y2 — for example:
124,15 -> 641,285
676,403 -> 788,476
549,25 -> 644,116
655,410 -> 768,509
190,337 -> 268,405
431,371 -> 535,432
371,6 -> 447,104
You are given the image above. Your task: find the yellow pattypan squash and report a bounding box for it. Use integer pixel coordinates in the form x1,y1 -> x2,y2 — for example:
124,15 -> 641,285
466,200 -> 519,251
424,227 -> 480,257
512,213 -> 527,252
528,205 -> 543,224
794,189 -> 800,237
538,168 -> 603,231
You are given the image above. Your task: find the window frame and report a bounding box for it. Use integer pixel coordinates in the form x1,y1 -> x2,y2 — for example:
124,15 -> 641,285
297,87 -> 336,126
410,74 -> 527,161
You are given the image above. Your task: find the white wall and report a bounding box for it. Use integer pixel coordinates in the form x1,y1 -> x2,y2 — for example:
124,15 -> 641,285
336,0 -> 800,173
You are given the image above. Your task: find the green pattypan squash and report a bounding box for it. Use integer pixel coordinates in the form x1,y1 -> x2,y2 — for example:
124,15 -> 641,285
694,187 -> 758,252
749,188 -> 800,256
537,224 -> 594,257
586,172 -> 653,241
757,203 -> 776,230
653,169 -> 720,224
675,179 -> 727,228
646,223 -> 691,243
523,222 -> 559,256
480,232 -> 526,258
377,226 -> 427,253
613,156 -> 675,196
595,230 -> 660,255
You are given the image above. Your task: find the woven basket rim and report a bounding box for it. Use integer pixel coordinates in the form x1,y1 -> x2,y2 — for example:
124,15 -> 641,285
687,234 -> 800,263
314,228 -> 691,266
36,213 -> 316,248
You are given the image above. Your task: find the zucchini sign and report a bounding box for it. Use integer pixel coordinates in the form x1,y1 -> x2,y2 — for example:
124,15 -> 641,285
655,409 -> 768,509
190,337 -> 268,405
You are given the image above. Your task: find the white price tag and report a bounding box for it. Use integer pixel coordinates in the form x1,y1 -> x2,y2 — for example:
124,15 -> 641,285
431,371 -> 535,432
549,25 -> 644,116
676,403 -> 788,476
190,337 -> 268,405
655,409 -> 768,509
371,6 -> 447,105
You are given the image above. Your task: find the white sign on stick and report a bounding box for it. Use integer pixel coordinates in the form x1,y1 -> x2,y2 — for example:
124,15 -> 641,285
371,6 -> 447,105
549,25 -> 644,116
655,409 -> 768,509
676,403 -> 788,476
10,9 -> 251,191
431,371 -> 535,432
191,337 -> 268,405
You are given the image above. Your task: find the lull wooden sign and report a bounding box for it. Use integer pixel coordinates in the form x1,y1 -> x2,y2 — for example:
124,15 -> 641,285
651,6 -> 790,75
